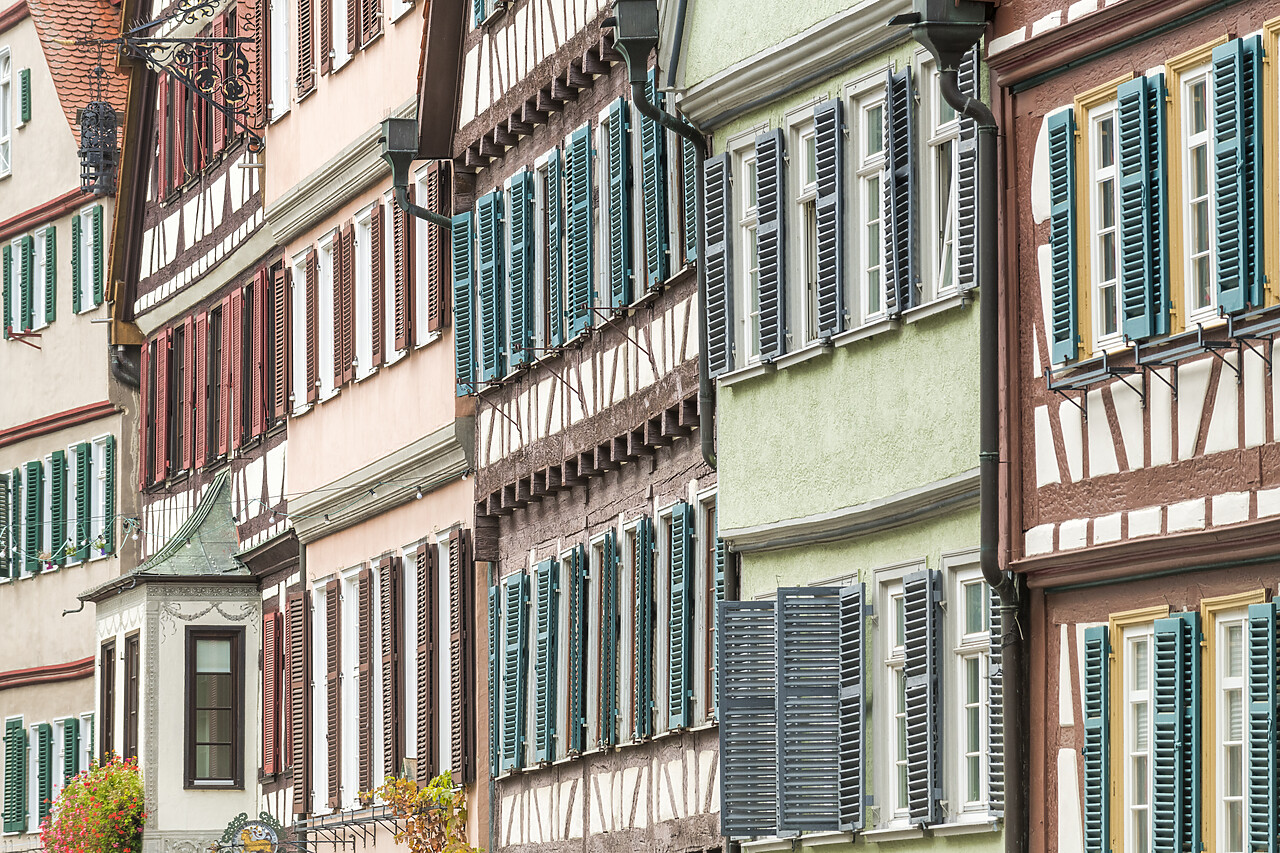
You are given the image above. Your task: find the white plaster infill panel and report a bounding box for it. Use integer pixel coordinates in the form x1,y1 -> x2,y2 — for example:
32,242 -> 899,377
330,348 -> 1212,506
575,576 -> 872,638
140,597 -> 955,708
1177,358 -> 1213,460
1111,377 -> 1144,469
1093,512 -> 1122,545
1212,492 -> 1251,527
1127,506 -> 1163,538
1149,367 -> 1173,466
1205,353 -> 1240,456
1059,518 -> 1088,551
1086,388 -> 1117,476
1025,523 -> 1054,556
1257,486 -> 1280,518
1034,405 -> 1060,487
1057,748 -> 1086,853
1058,622 -> 1074,726
1166,498 -> 1206,533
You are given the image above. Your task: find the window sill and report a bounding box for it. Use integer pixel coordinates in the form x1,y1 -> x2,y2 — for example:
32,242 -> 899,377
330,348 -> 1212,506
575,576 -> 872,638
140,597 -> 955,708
902,290 -> 972,324
831,316 -> 898,349
717,360 -> 772,387
413,330 -> 443,350
389,0 -> 415,23
796,831 -> 854,847
861,825 -> 922,842
741,839 -> 795,853
268,106 -> 291,125
773,341 -> 832,371
931,817 -> 999,836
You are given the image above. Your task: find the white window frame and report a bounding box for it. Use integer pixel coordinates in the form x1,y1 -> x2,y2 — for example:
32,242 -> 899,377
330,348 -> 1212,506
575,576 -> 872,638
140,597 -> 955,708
533,154 -> 551,354
28,721 -> 41,826
310,583 -> 331,811
434,536 -> 452,771
920,59 -> 961,302
411,168 -> 435,348
950,561 -> 991,817
267,0 -> 290,121
556,544 -> 576,761
693,487 -> 718,723
77,206 -> 98,313
340,566 -> 361,808
65,443 -> 81,566
619,518 -> 639,743
876,569 -> 911,827
387,0 -> 414,24
318,234 -> 337,399
78,712 -> 93,777
502,176 -> 517,376
33,228 -> 48,329
594,110 -> 614,311
1090,102 -> 1123,350
332,0 -> 352,71
728,129 -> 761,367
89,434 -> 110,560
401,544 -> 419,767
654,503 -> 675,735
290,251 -> 309,414
1122,623 -> 1154,853
1214,609 -> 1248,853
586,532 -> 609,750
354,207 -> 374,380
0,47 -> 11,178
40,454 -> 52,561
1182,66 -> 1216,324
852,85 -> 888,325
381,192 -> 402,366
786,103 -> 820,348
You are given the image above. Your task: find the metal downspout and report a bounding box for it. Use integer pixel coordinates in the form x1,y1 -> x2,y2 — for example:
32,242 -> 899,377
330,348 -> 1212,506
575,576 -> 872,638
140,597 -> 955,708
938,67 -> 1024,853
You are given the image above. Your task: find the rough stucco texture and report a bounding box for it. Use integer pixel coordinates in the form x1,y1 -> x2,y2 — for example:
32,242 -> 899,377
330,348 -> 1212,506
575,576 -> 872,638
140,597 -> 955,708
682,0 -> 861,84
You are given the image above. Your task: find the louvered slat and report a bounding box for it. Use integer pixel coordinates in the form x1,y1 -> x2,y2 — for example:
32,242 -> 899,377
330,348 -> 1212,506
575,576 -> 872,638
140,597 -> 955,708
704,154 -> 734,376
416,544 -> 439,781
600,531 -> 619,746
427,163 -> 452,333
669,502 -> 693,729
641,70 -> 669,289
634,517 -> 655,738
305,250 -> 319,404
902,568 -> 941,826
1246,602 -> 1277,853
1213,37 -> 1263,314
608,98 -> 633,307
567,544 -> 588,753
955,48 -> 979,296
1082,626 -> 1109,853
566,126 -> 594,338
546,149 -> 565,348
394,184 -> 415,349
813,100 -> 843,339
488,583 -> 500,775
49,450 -> 65,566
263,610 -> 281,775
272,268 -> 291,419
838,584 -> 865,831
448,530 -> 474,782
988,590 -> 1005,816
0,472 -> 8,578
1046,110 -> 1078,363
380,556 -> 403,779
62,717 -> 79,782
288,591 -> 311,814
754,129 -> 787,361
883,67 -> 919,315
718,601 -> 777,837
36,723 -> 51,821
509,171 -> 534,369
325,580 -> 341,808
453,212 -> 476,395
500,573 -> 530,771
477,191 -> 505,382
371,203 -> 386,368
533,559 -> 559,763
357,567 -> 375,791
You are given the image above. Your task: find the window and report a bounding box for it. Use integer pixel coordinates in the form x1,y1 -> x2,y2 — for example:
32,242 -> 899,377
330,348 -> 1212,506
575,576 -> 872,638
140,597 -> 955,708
99,639 -> 115,765
290,252 -> 308,412
736,151 -> 760,364
354,210 -> 373,379
185,628 -> 243,787
1182,67 -> 1214,320
382,193 -> 399,365
471,0 -> 502,27
310,586 -> 330,809
923,65 -> 960,299
40,454 -> 51,559
76,206 -> 103,313
1214,612 -> 1246,853
412,170 -> 432,346
32,229 -> 47,329
1090,103 -> 1122,347
123,632 -> 140,760
697,495 -> 720,722
856,97 -> 886,321
318,236 -> 336,397
535,156 -> 556,352
341,570 -> 360,806
0,48 -> 10,176
333,0 -> 353,71
954,572 -> 989,812
1122,624 -> 1153,853
206,308 -> 223,458
880,581 -> 910,821
268,0 -> 289,120
792,120 -> 820,345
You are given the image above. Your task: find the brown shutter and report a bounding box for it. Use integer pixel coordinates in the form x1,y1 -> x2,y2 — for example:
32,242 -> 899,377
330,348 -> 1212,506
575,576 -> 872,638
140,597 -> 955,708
298,0 -> 316,92
229,287 -> 245,451
416,543 -> 439,782
235,0 -> 266,132
211,15 -> 227,153
139,341 -> 151,488
325,580 -> 341,808
426,161 -> 451,332
318,0 -> 332,75
361,0 -> 381,45
181,317 -> 194,471
357,565 -> 374,791
156,76 -> 169,201
380,556 -> 403,778
272,267 -> 291,420
371,202 -> 385,368
251,270 -> 268,437
393,186 -> 415,350
155,328 -> 171,480
332,233 -> 346,386
263,609 -> 282,776
289,590 -> 312,814
218,296 -> 232,456
305,249 -> 319,404
170,84 -> 184,193
194,311 -> 208,469
346,0 -> 360,54
341,224 -> 356,384
448,529 -> 474,783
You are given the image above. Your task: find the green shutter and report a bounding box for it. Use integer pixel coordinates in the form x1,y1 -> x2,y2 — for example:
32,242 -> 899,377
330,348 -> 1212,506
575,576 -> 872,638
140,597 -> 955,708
43,226 -> 55,324
1151,613 -> 1200,853
0,471 -> 7,578
668,502 -> 693,729
472,0 -> 484,26
509,170 -> 534,370
2,242 -> 10,338
74,443 -> 90,561
35,722 -> 52,821
500,572 -> 530,772
565,126 -> 594,338
49,450 -> 66,567
532,559 -> 559,763
641,70 -> 669,289
20,234 -> 33,331
3,717 -> 26,833
453,211 -> 476,395
567,543 -> 588,753
1246,602 -> 1278,853
600,530 -> 620,746
1047,109 -> 1078,363
1213,36 -> 1264,314
91,206 -> 104,306
1117,74 -> 1170,341
488,583 -> 500,776
634,516 -> 656,739
18,68 -> 30,124
101,436 -> 115,555
8,469 -> 19,576
1082,625 -> 1109,853
70,216 -> 82,314
607,98 -> 633,307
24,459 -> 42,573
546,149 -> 565,348
477,191 -> 505,382
62,717 -> 79,782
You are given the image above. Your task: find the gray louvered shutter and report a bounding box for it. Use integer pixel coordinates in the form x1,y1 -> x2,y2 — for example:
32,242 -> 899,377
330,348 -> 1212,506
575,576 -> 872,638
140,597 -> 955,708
777,587 -> 841,833
566,126 -> 594,338
487,583 -> 500,776
1212,36 -> 1264,314
838,583 -> 865,831
452,212 -> 476,395
641,70 -> 669,289
1046,109 -> 1079,363
704,154 -> 734,376
634,517 -> 656,739
813,100 -> 844,339
988,591 -> 1004,816
600,530 -> 620,746
902,568 -> 942,826
955,48 -> 979,295
546,149 -> 565,348
1118,74 -> 1170,341
883,67 -> 919,315
668,502 -> 693,729
566,544 -> 588,753
755,129 -> 787,361
719,600 -> 778,837
682,137 -> 698,263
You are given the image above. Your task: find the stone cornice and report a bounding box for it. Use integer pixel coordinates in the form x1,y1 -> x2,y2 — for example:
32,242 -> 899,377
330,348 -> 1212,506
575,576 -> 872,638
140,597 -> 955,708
722,468 -> 980,553
679,0 -> 912,132
264,98 -> 416,246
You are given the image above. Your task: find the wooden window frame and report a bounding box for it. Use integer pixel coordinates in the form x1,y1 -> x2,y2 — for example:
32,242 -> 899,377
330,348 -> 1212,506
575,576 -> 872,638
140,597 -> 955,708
123,631 -> 140,761
184,626 -> 245,789
99,639 -> 115,765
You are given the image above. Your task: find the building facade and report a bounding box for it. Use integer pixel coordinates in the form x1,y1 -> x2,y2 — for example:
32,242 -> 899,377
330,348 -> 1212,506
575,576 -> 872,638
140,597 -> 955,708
990,1 -> 1280,853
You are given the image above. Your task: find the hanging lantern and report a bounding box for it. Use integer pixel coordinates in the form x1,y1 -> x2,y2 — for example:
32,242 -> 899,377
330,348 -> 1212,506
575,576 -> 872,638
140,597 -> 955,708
78,99 -> 119,196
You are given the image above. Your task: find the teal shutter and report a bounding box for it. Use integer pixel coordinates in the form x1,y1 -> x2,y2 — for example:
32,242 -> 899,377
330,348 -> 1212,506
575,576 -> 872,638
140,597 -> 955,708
18,69 -> 30,124
509,170 -> 534,369
1246,602 -> 1278,853
1151,613 -> 1200,853
607,98 -> 633,307
718,601 -> 778,836
74,443 -> 90,560
2,242 -> 10,338
1082,625 -> 1110,853
8,469 -> 19,576
42,226 -> 55,324
565,126 -> 594,338
668,502 -> 693,729
567,544 -> 588,753
546,149 -> 565,348
24,459 -> 42,573
1118,75 -> 1169,341
902,568 -> 942,825
532,559 -> 559,763
472,0 -> 484,26
0,472 -> 7,578
49,450 -> 66,567
101,436 -> 115,555
477,191 -> 506,382
634,516 -> 656,738
91,206 -> 104,306
1213,36 -> 1264,314
62,717 -> 79,782
453,211 -> 476,395
600,530 -> 620,746
3,718 -> 26,832
71,217 -> 82,314
487,583 -> 500,776
35,722 -> 51,821
641,70 -> 669,289
500,572 -> 530,772
1047,109 -> 1079,363
682,137 -> 698,263
20,234 -> 33,331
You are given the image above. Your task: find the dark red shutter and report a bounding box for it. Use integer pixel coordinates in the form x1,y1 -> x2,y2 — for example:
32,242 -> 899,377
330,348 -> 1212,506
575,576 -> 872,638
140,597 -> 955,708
251,270 -> 268,437
346,0 -> 360,54
305,249 -> 319,403
170,84 -> 184,193
194,312 -> 208,469
416,543 -> 439,781
298,0 -> 316,91
218,295 -> 232,456
393,185 -> 414,351
210,15 -> 227,154
235,0 -> 265,131
426,161 -> 451,332
263,609 -> 282,776
155,328 -> 171,480
317,0 -> 331,76
229,287 -> 245,451
272,267 -> 291,420
380,556 -> 402,778
181,317 -> 194,470
371,202 -> 385,368
448,529 -> 474,783
288,590 -> 312,813
138,341 -> 151,488
357,566 -> 374,791
326,580 -> 341,808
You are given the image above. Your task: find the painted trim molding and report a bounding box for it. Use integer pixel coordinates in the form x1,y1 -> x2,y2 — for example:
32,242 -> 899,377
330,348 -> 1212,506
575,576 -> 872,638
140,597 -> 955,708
0,187 -> 89,244
265,98 -> 415,245
0,400 -> 117,449
679,0 -> 911,131
0,0 -> 30,34
722,468 -> 980,553
0,655 -> 94,691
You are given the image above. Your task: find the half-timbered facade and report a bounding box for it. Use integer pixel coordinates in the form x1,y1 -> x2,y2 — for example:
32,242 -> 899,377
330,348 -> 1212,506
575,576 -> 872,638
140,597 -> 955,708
990,1 -> 1280,852
426,2 -> 720,851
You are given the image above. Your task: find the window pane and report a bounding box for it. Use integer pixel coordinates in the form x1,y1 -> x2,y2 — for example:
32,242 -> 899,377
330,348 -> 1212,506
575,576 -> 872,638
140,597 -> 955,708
1227,624 -> 1243,678
964,582 -> 986,634
196,672 -> 232,707
803,135 -> 817,187
966,656 -> 981,704
1190,80 -> 1207,135
1132,638 -> 1148,690
1226,688 -> 1243,742
893,595 -> 905,649
1133,703 -> 1148,751
196,744 -> 233,779
1098,117 -> 1114,168
866,106 -> 883,156
1225,742 -> 1243,797
196,638 -> 232,673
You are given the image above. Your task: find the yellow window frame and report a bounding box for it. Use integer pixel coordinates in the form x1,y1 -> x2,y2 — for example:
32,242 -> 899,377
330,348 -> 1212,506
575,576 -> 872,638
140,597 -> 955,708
1107,604 -> 1169,853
